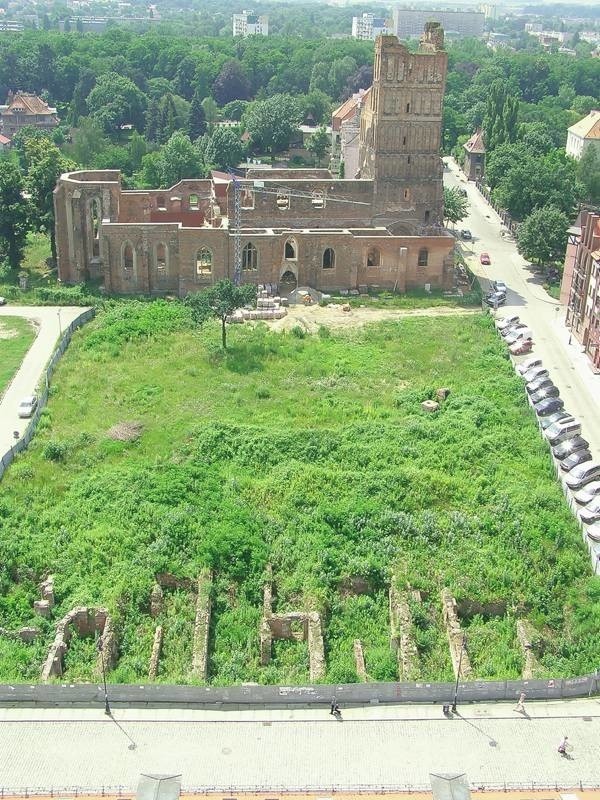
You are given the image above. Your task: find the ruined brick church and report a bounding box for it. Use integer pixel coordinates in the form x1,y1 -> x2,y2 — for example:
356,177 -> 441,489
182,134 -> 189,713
54,24 -> 454,296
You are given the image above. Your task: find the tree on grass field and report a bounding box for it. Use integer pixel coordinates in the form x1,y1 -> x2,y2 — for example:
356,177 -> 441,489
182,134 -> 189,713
306,125 -> 329,166
443,186 -> 469,225
0,160 -> 31,269
185,279 -> 257,349
243,94 -> 302,154
516,206 -> 569,266
577,145 -> 600,206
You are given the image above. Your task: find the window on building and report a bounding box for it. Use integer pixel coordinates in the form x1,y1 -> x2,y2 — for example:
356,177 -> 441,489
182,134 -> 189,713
196,247 -> 212,275
156,243 -> 167,271
322,247 -> 335,269
312,190 -> 325,209
189,193 -> 199,210
406,103 -> 410,113
242,242 -> 258,271
91,198 -> 101,258
403,189 -> 410,201
284,238 -> 297,260
424,210 -> 430,224
402,136 -> 407,146
418,248 -> 428,267
241,186 -> 254,209
157,195 -> 166,210
367,248 -> 380,267
407,155 -> 411,164
276,190 -> 290,210
123,242 -> 134,271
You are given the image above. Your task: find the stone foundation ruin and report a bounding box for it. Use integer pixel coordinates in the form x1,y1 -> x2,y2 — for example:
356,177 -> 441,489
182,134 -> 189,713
389,582 -> 420,680
516,619 -> 542,679
260,565 -> 326,681
41,607 -> 116,682
148,570 -> 213,681
441,588 -> 472,679
34,574 -> 55,618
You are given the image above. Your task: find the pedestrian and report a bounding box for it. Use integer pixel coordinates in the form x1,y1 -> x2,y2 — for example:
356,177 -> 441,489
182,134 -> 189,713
514,692 -> 526,713
330,696 -> 336,715
558,736 -> 569,756
333,701 -> 341,717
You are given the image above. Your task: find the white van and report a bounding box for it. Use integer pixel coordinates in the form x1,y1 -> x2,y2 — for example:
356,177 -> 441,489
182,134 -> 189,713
545,419 -> 581,446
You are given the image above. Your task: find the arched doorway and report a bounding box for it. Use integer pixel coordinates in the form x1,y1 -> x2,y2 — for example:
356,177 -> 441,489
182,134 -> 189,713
279,269 -> 297,295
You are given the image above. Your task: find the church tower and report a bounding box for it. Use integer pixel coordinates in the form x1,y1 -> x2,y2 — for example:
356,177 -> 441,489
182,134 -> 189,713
359,23 -> 447,232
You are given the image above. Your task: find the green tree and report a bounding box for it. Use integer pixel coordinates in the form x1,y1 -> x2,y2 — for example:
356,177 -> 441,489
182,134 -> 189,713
212,59 -> 251,106
188,89 -> 208,140
577,146 -> 600,205
0,160 -> 31,269
243,94 -> 302,154
443,186 -> 469,225
25,139 -> 76,263
201,97 -> 220,131
140,131 -> 203,188
306,125 -> 329,167
66,117 -> 110,166
157,93 -> 178,144
203,126 -> 244,172
86,72 -> 147,135
145,97 -> 161,143
185,279 -> 257,349
483,81 -> 519,152
299,90 -> 332,125
516,206 -> 570,266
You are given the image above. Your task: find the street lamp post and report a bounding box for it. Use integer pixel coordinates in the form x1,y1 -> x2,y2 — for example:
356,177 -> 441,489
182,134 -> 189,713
97,638 -> 111,715
57,307 -> 62,337
451,635 -> 467,713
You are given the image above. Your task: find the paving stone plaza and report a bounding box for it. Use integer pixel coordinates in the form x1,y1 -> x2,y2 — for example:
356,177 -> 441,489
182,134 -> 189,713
0,700 -> 598,793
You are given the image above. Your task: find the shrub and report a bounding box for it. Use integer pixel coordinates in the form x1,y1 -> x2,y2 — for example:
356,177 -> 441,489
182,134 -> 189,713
43,440 -> 69,462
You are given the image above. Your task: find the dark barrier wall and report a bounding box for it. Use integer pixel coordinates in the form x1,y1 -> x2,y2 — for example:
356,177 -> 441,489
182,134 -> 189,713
0,673 -> 597,708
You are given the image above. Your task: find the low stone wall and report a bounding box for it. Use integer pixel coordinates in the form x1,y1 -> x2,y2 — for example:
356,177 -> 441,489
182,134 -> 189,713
516,620 -> 541,680
191,569 -> 212,681
441,588 -> 472,680
148,626 -> 163,680
389,583 -> 419,680
41,607 -> 115,682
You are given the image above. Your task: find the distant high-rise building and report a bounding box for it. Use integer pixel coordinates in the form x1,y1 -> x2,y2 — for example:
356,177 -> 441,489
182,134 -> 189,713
392,8 -> 485,39
232,10 -> 268,37
351,12 -> 388,40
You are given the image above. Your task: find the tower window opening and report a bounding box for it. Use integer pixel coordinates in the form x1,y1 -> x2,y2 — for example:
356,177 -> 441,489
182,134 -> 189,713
322,247 -> 335,269
242,242 -> 258,271
196,247 -> 212,275
418,248 -> 429,267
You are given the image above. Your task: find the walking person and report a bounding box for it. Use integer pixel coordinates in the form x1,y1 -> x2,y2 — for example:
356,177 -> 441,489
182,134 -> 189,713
330,696 -> 336,715
558,736 -> 569,757
514,692 -> 526,713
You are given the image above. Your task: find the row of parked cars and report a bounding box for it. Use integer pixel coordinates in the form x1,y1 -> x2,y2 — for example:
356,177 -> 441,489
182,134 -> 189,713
496,314 -> 600,546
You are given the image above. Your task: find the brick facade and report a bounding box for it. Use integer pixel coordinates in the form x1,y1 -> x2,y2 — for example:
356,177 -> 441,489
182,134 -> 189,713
54,27 -> 454,297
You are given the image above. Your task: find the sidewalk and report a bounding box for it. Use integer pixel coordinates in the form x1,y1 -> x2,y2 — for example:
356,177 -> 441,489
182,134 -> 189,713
0,700 -> 598,792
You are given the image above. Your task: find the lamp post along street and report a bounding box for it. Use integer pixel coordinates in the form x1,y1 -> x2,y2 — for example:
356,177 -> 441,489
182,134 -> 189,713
57,307 -> 62,337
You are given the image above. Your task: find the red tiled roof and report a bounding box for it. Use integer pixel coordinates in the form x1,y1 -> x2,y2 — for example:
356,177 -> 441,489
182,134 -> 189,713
464,129 -> 485,153
0,134 -> 10,145
4,92 -> 56,116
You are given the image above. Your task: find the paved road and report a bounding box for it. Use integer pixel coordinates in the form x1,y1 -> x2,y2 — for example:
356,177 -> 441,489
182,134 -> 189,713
0,700 -> 598,792
0,306 -> 88,458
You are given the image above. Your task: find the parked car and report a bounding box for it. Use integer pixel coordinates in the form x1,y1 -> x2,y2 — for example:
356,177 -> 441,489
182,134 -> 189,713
553,435 -> 589,460
534,397 -> 564,416
480,252 -> 491,265
0,296 -> 6,306
573,481 -> 600,505
530,385 -> 560,405
565,462 -> 600,490
560,449 -> 592,472
586,522 -> 600,543
496,314 -> 520,330
545,419 -> 581,445
510,339 -> 534,355
517,357 -> 543,375
505,328 -> 533,346
522,366 -> 548,382
492,280 -> 507,294
460,229 -> 472,240
579,497 -> 600,525
501,322 -> 527,338
484,291 -> 506,307
541,410 -> 573,429
526,377 -> 554,394
18,395 -> 38,418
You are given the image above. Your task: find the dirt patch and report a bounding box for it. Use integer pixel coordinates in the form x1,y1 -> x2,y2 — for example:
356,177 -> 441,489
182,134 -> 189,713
106,421 -> 144,441
0,322 -> 19,340
266,304 -> 477,333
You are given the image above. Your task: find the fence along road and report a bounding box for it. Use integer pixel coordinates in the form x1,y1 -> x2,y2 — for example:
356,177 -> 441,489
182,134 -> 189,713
0,305 -> 93,479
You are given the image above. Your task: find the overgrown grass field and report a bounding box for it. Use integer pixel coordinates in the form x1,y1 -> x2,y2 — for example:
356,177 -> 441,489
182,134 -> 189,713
0,302 -> 597,685
0,316 -> 36,396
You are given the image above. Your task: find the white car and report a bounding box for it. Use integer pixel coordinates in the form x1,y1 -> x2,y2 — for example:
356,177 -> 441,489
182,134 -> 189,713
18,395 -> 38,418
586,522 -> 600,543
517,356 -> 543,375
579,497 -> 600,525
505,328 -> 533,346
565,462 -> 600,490
573,481 -> 600,505
496,314 -> 520,331
0,296 -> 6,306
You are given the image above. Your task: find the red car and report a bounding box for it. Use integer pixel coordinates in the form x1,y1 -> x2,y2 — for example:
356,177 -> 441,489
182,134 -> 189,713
480,252 -> 491,265
510,339 -> 533,355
